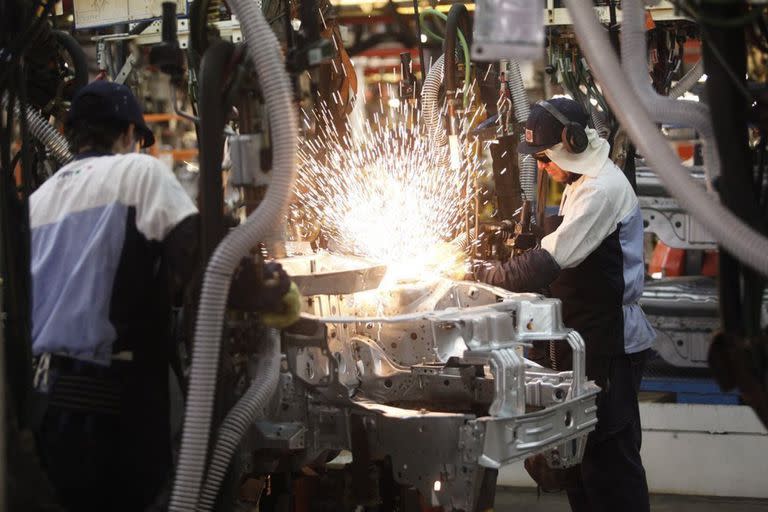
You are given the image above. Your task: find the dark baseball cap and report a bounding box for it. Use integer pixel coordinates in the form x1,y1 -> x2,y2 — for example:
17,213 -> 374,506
66,80 -> 155,148
518,97 -> 589,154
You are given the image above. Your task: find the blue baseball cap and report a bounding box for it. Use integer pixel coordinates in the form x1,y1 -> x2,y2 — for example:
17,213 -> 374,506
518,97 -> 589,154
66,80 -> 155,148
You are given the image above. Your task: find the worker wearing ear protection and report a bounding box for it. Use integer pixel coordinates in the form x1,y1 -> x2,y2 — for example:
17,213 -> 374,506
474,97 -> 655,512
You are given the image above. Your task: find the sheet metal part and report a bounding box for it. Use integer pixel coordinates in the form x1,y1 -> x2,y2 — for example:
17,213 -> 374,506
259,255 -> 599,510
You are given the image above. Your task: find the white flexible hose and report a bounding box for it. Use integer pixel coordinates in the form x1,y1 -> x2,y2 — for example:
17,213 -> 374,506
196,330 -> 281,511
506,59 -> 536,201
422,54 -> 448,146
669,59 -> 705,99
621,0 -> 720,189
565,0 -> 768,277
167,0 -> 298,508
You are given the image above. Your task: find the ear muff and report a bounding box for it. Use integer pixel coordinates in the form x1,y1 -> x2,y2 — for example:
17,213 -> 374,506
537,100 -> 588,154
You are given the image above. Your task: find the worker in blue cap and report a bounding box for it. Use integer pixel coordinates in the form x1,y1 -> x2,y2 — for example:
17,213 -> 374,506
29,80 -> 300,511
474,97 -> 655,512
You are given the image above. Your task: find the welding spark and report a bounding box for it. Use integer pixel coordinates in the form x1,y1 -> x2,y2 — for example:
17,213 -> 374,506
292,100 -> 484,282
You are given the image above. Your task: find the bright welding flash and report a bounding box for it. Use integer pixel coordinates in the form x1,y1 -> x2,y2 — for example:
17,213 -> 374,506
449,134 -> 461,171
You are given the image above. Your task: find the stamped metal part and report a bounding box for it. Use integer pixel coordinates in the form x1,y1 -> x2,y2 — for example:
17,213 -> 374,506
261,255 -> 598,510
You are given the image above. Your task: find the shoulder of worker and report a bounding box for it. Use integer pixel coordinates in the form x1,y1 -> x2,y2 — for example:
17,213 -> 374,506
574,159 -> 637,217
32,153 -> 197,240
113,152 -> 177,178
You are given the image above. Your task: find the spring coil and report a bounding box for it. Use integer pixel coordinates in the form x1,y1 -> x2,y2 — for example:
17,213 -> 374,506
23,104 -> 73,164
5,97 -> 73,165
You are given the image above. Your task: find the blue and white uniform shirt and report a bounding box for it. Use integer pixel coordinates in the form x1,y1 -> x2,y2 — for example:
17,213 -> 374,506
29,153 -> 198,365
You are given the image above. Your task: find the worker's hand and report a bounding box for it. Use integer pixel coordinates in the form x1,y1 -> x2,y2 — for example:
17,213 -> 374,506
261,282 -> 302,329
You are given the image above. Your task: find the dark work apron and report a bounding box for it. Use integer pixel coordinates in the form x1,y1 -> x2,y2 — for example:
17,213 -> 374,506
540,215 -> 625,383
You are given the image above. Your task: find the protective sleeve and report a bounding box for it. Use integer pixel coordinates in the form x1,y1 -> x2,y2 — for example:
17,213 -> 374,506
163,213 -> 200,292
474,248 -> 561,292
541,184 -> 618,269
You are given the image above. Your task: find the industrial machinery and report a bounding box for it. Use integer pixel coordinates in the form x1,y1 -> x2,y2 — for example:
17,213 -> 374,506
244,253 -> 599,511
5,0 -> 768,510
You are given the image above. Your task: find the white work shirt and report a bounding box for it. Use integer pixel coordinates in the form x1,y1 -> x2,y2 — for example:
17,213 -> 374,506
541,138 -> 655,354
29,153 -> 198,364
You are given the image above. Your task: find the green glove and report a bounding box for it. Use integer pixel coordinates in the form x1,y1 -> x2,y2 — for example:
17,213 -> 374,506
261,282 -> 302,329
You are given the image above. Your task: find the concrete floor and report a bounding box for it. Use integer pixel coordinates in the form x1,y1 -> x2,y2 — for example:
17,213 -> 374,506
494,487 -> 768,511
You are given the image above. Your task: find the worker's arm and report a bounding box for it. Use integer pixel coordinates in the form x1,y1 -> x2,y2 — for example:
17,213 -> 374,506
475,184 -> 617,292
473,248 -> 560,292
163,213 -> 200,292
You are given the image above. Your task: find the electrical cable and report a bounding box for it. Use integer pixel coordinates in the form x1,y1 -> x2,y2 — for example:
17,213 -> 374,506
410,0 -> 426,87
444,3 -> 471,105
419,8 -> 470,104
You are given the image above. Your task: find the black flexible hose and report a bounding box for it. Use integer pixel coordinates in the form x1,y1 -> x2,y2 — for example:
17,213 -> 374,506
197,40 -> 236,266
443,3 -> 471,96
52,30 -> 88,98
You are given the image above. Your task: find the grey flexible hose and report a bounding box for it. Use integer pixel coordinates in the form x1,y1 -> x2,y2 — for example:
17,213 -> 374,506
506,60 -> 536,201
167,0 -> 298,508
565,0 -> 768,277
2,96 -> 72,164
669,59 -> 705,99
590,109 -> 610,139
24,105 -> 72,164
621,0 -> 720,189
422,54 -> 448,146
197,329 -> 281,511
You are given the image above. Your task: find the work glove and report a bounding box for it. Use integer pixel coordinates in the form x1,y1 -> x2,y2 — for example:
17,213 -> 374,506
472,248 -> 561,293
229,260 -> 302,328
261,282 -> 302,329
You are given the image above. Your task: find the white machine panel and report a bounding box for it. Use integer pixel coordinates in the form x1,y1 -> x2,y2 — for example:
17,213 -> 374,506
73,0 -> 186,28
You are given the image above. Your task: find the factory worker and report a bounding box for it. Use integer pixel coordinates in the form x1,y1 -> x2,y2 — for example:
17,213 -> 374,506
29,80 -> 300,511
474,97 -> 655,512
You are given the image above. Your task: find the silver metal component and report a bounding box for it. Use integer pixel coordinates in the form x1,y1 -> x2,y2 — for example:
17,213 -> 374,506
476,390 -> 598,469
525,368 -> 576,407
253,421 -> 306,451
641,278 -> 720,367
114,53 -> 137,85
278,253 -> 387,295
229,134 -> 269,187
651,316 -> 714,367
640,196 -> 717,249
256,255 -> 599,510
